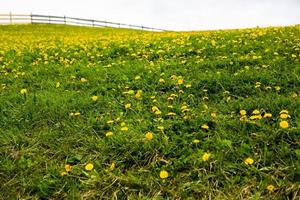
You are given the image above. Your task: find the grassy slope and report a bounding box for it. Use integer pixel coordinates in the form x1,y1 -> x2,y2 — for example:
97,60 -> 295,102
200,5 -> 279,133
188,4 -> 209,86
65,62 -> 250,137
0,24 -> 300,199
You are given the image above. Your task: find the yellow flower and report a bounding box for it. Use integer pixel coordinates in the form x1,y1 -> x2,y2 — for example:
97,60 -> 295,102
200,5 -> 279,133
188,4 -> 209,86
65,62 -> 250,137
177,79 -> 184,85
121,126 -> 129,131
185,84 -> 192,88
91,95 -> 98,101
279,121 -> 289,129
193,139 -> 200,144
107,120 -> 114,124
252,109 -> 260,115
155,110 -> 162,115
145,132 -> 153,140
250,115 -> 262,120
135,90 -> 142,99
74,112 -> 81,116
125,103 -> 131,109
20,88 -> 27,95
152,106 -> 159,112
85,163 -> 94,171
280,113 -> 290,119
166,112 -> 176,116
110,162 -> 116,170
56,82 -> 61,88
263,113 -> 272,118
106,131 -> 114,137
80,77 -> 87,83
159,78 -> 165,83
267,184 -> 275,192
61,171 -> 67,176
279,110 -> 289,114
240,110 -> 247,116
201,124 -> 209,130
211,112 -> 217,118
65,164 -> 72,172
202,153 -> 211,161
159,170 -> 169,179
244,157 -> 254,165
274,86 -> 281,91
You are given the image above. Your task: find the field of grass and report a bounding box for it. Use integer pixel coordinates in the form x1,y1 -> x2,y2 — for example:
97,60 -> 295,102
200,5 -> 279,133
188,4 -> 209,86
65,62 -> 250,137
0,24 -> 300,199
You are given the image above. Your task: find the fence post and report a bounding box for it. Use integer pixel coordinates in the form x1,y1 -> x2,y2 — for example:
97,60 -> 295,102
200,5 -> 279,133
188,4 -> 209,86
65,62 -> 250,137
48,16 -> 51,24
92,20 -> 94,27
30,13 -> 32,24
9,12 -> 12,24
64,16 -> 66,24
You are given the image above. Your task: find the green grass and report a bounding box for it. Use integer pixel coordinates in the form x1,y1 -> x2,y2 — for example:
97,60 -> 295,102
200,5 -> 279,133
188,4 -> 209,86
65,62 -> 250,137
0,24 -> 300,199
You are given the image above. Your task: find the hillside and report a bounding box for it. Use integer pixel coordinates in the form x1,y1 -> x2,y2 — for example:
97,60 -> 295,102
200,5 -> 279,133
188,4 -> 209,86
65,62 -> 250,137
0,24 -> 300,199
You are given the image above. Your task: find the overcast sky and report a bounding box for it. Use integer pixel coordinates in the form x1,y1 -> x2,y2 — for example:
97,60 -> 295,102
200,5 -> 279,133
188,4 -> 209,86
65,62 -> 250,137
1,0 -> 300,31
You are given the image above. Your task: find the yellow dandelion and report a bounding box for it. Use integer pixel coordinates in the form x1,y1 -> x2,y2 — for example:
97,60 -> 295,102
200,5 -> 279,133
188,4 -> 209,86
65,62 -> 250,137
91,95 -> 98,101
80,78 -> 87,83
240,110 -> 247,115
279,110 -> 289,114
56,82 -> 61,88
107,120 -> 114,124
274,86 -> 281,91
202,153 -> 211,161
61,171 -> 67,176
185,84 -> 192,88
65,164 -> 72,172
135,90 -> 142,99
159,170 -> 169,179
250,115 -> 262,120
267,184 -> 275,192
159,78 -> 165,83
263,113 -> 272,118
252,109 -> 260,115
105,131 -> 114,137
211,112 -> 217,118
125,103 -> 131,109
201,124 -> 209,130
155,110 -> 162,115
121,127 -> 129,131
20,88 -> 27,95
85,163 -> 94,171
145,132 -> 153,140
74,112 -> 81,116
193,139 -> 200,144
177,79 -> 184,85
280,113 -> 290,119
166,112 -> 176,116
244,157 -> 254,165
152,106 -> 159,112
110,162 -> 116,170
279,121 -> 289,129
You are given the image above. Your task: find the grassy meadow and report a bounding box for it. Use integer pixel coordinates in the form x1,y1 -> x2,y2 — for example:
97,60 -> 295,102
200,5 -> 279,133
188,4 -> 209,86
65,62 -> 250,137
0,24 -> 300,199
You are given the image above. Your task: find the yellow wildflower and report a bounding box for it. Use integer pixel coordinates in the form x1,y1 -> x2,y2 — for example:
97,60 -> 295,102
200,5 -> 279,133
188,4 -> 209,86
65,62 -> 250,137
263,113 -> 272,118
20,88 -> 28,95
65,164 -> 72,172
240,110 -> 247,116
202,153 -> 211,161
91,95 -> 98,101
211,112 -> 217,118
201,124 -> 209,130
267,184 -> 275,192
252,109 -> 260,115
280,113 -> 290,119
159,78 -> 165,83
145,132 -> 153,140
61,171 -> 67,176
244,157 -> 254,165
121,127 -> 129,131
159,170 -> 169,179
80,78 -> 87,83
106,131 -> 114,137
193,139 -> 200,144
125,103 -> 131,109
279,121 -> 289,129
85,163 -> 94,171
177,79 -> 184,85
279,110 -> 289,114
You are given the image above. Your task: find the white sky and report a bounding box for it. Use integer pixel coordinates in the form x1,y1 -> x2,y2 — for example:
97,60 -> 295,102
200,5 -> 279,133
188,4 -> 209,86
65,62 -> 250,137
1,0 -> 300,31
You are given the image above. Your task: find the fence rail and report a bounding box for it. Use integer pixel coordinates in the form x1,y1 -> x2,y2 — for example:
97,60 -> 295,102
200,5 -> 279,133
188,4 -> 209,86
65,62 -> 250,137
0,13 -> 167,32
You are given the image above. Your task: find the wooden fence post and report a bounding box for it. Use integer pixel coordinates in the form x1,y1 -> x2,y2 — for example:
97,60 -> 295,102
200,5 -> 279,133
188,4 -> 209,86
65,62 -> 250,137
64,16 -> 66,24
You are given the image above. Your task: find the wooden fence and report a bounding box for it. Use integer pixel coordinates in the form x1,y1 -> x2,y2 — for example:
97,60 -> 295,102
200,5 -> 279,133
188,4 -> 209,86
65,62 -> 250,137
0,13 -> 167,32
